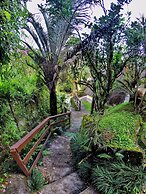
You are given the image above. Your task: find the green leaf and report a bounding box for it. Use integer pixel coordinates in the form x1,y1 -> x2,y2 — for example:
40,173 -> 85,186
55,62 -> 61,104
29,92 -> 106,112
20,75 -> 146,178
115,152 -> 124,159
4,10 -> 11,20
97,153 -> 112,159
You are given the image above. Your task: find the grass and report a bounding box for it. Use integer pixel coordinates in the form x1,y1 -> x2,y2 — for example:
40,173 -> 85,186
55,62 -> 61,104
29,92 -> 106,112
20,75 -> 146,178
90,103 -> 142,151
82,100 -> 91,112
98,111 -> 141,150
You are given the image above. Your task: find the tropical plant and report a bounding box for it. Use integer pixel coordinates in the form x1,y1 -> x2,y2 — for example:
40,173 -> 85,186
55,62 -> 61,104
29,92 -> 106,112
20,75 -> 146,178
22,0 -> 96,115
27,168 -> 46,191
92,161 -> 146,194
117,16 -> 146,113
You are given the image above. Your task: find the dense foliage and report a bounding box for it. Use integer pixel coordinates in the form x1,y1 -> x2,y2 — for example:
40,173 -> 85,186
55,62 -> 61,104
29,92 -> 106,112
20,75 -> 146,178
71,103 -> 146,193
0,53 -> 50,169
92,161 -> 146,194
0,0 -> 146,193
0,0 -> 27,64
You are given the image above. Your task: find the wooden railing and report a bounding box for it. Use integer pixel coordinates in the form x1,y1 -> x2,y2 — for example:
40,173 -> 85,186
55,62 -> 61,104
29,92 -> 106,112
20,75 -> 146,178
10,112 -> 71,176
74,95 -> 81,111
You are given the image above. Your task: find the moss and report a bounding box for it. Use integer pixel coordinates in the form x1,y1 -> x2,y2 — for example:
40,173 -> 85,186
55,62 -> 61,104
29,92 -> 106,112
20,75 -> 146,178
105,102 -> 134,115
98,111 -> 141,150
72,102 -> 146,166
81,103 -> 145,162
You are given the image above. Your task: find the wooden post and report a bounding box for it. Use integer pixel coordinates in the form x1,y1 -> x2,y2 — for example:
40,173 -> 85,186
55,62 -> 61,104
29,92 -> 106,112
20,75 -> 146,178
10,149 -> 29,176
69,112 -> 71,127
10,112 -> 71,176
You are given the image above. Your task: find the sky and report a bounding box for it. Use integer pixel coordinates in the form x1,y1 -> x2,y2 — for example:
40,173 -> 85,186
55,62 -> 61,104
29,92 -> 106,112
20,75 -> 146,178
27,0 -> 146,20
25,0 -> 146,46
92,0 -> 145,21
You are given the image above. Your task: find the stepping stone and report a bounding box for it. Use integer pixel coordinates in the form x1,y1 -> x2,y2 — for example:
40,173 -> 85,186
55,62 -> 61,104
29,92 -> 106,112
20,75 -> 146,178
41,172 -> 85,194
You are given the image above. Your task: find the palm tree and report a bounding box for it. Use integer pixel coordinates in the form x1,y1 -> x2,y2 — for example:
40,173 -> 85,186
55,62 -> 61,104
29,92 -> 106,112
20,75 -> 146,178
22,0 -> 95,115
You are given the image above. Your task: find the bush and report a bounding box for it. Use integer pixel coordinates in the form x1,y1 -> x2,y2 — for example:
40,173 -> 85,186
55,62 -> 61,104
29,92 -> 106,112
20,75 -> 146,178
27,168 -> 46,191
71,103 -> 146,194
57,92 -> 69,113
59,80 -> 73,93
70,97 -> 78,111
71,129 -> 91,164
92,161 -> 146,194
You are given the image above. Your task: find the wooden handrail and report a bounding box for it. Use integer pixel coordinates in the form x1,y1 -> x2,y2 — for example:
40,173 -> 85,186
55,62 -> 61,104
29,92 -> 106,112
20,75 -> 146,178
74,95 -> 81,111
10,112 -> 71,176
10,117 -> 50,152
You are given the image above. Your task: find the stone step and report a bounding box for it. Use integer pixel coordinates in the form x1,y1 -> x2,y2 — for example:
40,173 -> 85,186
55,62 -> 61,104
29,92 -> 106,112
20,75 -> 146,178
4,174 -> 30,194
39,135 -> 73,182
41,172 -> 86,194
80,187 -> 99,194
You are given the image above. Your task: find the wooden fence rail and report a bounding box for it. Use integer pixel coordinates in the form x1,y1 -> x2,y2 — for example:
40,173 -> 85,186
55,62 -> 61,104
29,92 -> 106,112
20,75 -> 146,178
73,95 -> 81,111
10,112 -> 71,176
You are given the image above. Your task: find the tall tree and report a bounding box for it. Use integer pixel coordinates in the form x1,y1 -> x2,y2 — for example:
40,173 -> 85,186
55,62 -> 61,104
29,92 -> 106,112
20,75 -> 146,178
74,0 -> 133,113
119,16 -> 146,112
23,0 -> 96,115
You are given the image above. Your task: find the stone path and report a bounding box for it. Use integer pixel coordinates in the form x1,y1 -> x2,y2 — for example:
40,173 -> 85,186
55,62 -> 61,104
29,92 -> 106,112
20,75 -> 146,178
4,105 -> 98,194
39,106 -> 91,194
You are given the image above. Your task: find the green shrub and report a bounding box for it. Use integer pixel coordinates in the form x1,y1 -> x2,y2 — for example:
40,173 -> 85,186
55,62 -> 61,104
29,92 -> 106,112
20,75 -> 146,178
77,161 -> 92,180
57,92 -> 69,113
71,103 -> 146,194
71,129 -> 91,164
59,80 -> 73,93
92,161 -> 146,194
27,168 -> 46,191
70,97 -> 78,111
81,114 -> 94,129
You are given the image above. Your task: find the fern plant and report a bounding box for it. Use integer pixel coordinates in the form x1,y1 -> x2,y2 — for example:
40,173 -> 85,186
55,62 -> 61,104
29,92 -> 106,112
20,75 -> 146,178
92,161 -> 146,194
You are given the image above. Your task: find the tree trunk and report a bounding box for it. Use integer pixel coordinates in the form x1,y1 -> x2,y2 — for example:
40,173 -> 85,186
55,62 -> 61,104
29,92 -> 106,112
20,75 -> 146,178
50,84 -> 57,116
43,60 -> 58,116
91,96 -> 95,114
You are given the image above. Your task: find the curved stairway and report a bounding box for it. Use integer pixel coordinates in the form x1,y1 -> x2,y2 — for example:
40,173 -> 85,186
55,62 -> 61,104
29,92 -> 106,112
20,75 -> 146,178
5,106 -> 99,194
38,107 -> 98,194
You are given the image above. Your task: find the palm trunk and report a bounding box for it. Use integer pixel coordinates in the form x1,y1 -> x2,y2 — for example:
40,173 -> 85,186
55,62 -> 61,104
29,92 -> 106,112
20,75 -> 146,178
50,84 -> 57,116
43,60 -> 58,116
